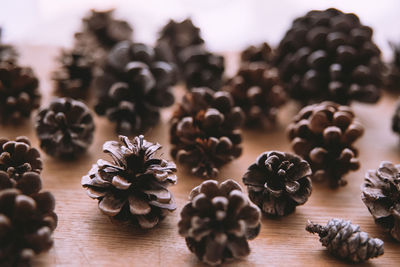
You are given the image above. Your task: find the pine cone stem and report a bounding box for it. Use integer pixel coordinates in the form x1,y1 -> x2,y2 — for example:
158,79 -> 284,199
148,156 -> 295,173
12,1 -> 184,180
306,220 -> 327,236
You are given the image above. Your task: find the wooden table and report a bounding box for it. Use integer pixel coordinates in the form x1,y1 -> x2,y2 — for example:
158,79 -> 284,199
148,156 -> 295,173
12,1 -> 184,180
1,46 -> 400,266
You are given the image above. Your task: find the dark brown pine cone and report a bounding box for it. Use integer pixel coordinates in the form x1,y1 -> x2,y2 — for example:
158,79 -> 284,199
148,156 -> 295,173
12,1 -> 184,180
170,88 -> 244,178
362,161 -> 400,241
95,41 -> 175,134
386,42 -> 400,91
52,47 -> 94,100
275,8 -> 383,105
0,62 -> 40,124
242,151 -> 312,216
0,136 -> 42,179
306,218 -> 384,262
241,42 -> 273,64
0,188 -> 58,267
178,179 -> 261,265
223,62 -> 286,128
287,101 -> 363,187
35,97 -> 95,158
82,135 -> 177,229
0,171 -> 41,197
179,45 -> 225,90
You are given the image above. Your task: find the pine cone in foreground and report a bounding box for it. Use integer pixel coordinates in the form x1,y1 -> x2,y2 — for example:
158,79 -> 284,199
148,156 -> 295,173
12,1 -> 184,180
223,62 -> 286,128
243,151 -> 312,216
0,188 -> 58,267
241,42 -> 273,64
0,171 -> 41,196
306,218 -> 384,262
82,135 -> 177,229
35,98 -> 95,158
276,8 -> 383,104
0,62 -> 40,124
0,136 -> 42,179
170,88 -> 244,178
287,101 -> 363,187
386,42 -> 400,91
362,161 -> 400,241
178,179 -> 261,265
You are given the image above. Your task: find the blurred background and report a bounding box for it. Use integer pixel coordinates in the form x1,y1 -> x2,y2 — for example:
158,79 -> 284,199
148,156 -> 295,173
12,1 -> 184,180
0,0 -> 399,59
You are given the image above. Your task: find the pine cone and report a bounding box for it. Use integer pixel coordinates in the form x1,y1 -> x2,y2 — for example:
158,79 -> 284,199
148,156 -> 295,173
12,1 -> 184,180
241,42 -> 273,64
362,161 -> 400,241
287,101 -> 363,187
0,171 -> 42,197
275,8 -> 383,104
179,45 -> 225,90
52,47 -> 94,99
242,151 -> 312,216
170,88 -> 244,178
0,188 -> 58,267
95,41 -> 175,134
306,218 -> 384,262
0,136 -> 42,180
35,97 -> 95,158
223,62 -> 286,128
178,179 -> 261,265
0,62 -> 40,124
0,27 -> 18,64
82,135 -> 177,229
386,42 -> 400,91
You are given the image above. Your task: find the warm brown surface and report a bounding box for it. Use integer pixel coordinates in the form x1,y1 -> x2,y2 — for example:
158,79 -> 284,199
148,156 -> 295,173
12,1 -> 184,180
1,46 -> 400,266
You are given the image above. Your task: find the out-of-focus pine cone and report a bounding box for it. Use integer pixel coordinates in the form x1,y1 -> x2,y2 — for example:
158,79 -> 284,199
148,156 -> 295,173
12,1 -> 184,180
223,62 -> 286,128
243,151 -> 312,216
287,101 -> 363,187
362,161 -> 400,241
52,47 -> 94,100
0,188 -> 58,267
0,27 -> 18,64
0,171 -> 42,196
82,135 -> 177,229
386,42 -> 400,91
95,41 -> 175,134
241,42 -> 273,64
392,100 -> 400,136
0,136 -> 42,180
178,179 -> 261,265
306,218 -> 384,262
179,45 -> 225,90
0,62 -> 40,124
275,8 -> 383,105
170,88 -> 244,178
35,97 -> 95,158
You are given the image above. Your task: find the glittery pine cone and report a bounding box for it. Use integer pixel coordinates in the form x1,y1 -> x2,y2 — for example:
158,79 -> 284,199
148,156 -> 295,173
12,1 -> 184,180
306,218 -> 384,262
241,42 -> 273,64
287,101 -> 363,187
170,88 -> 244,178
178,179 -> 261,265
82,135 -> 177,229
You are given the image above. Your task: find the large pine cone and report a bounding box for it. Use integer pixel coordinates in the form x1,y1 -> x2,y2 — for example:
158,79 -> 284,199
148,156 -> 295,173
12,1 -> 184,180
95,41 -> 175,134
362,161 -> 400,241
223,62 -> 286,128
275,8 -> 383,104
386,42 -> 400,91
0,188 -> 58,267
0,136 -> 42,180
287,101 -> 363,187
241,42 -> 273,64
178,179 -> 261,265
0,62 -> 40,124
35,98 -> 95,158
306,218 -> 384,262
170,88 -> 244,178
243,151 -> 312,216
82,135 -> 177,229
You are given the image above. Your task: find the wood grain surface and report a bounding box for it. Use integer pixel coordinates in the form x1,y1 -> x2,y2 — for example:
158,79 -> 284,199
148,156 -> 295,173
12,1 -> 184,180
1,46 -> 400,266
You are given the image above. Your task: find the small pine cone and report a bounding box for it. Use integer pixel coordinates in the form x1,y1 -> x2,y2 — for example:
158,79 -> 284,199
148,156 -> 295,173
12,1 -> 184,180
35,97 -> 95,158
0,188 -> 58,267
179,45 -> 225,90
0,62 -> 40,124
52,47 -> 94,99
386,42 -> 400,91
0,136 -> 42,180
223,62 -> 287,128
170,88 -> 244,178
306,218 -> 384,262
178,179 -> 261,265
362,161 -> 400,241
241,42 -> 273,64
287,101 -> 363,187
82,135 -> 177,229
276,8 -> 383,105
95,41 -> 175,134
242,151 -> 312,216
